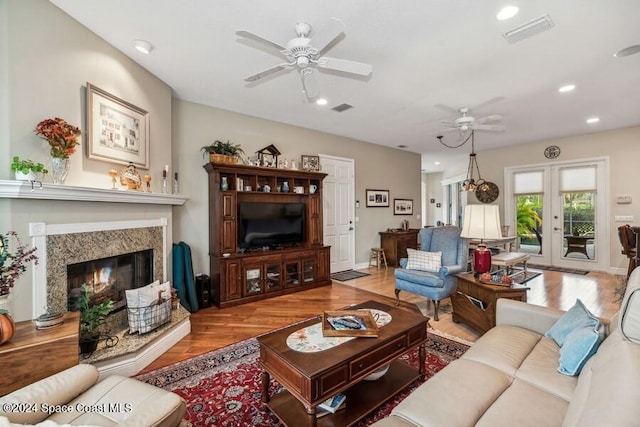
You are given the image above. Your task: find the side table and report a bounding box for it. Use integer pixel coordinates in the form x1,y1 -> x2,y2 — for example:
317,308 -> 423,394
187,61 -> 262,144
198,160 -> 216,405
451,273 -> 529,334
0,312 -> 80,395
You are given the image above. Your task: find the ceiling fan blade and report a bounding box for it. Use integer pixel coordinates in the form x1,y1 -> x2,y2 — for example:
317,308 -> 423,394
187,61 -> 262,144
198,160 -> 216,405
473,124 -> 506,132
316,57 -> 372,76
439,127 -> 459,134
469,96 -> 505,112
244,64 -> 290,82
301,69 -> 319,99
236,30 -> 286,51
441,120 -> 456,126
474,114 -> 503,124
310,17 -> 345,53
433,103 -> 462,115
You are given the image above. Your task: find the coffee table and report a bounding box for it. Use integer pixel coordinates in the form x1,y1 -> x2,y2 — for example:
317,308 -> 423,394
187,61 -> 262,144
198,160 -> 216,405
257,300 -> 428,426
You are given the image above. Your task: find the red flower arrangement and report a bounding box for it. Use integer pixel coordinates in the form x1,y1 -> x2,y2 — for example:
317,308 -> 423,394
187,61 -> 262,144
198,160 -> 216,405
34,117 -> 82,159
0,231 -> 38,296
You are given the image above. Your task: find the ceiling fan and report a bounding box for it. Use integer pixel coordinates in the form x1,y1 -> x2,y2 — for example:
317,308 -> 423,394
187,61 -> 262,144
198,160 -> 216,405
439,106 -> 505,134
236,18 -> 373,99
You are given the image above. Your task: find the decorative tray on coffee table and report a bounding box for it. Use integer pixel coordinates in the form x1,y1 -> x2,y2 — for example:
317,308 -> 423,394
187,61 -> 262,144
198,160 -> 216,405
322,310 -> 379,338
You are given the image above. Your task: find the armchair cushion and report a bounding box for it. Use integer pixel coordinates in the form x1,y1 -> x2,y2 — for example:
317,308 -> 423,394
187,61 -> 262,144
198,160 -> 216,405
405,249 -> 442,272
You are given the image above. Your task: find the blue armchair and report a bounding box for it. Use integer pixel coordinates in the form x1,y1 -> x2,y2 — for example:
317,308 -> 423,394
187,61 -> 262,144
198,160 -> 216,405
394,226 -> 468,320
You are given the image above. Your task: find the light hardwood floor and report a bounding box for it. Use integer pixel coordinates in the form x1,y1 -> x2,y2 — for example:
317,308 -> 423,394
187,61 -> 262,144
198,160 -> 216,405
142,267 -> 623,373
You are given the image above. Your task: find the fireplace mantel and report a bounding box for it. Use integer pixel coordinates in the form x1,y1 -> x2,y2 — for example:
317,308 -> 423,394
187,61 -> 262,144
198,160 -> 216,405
0,180 -> 188,205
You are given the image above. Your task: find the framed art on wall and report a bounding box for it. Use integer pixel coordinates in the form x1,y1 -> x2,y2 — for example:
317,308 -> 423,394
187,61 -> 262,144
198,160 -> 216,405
366,189 -> 390,207
86,82 -> 150,168
301,154 -> 320,171
394,199 -> 413,215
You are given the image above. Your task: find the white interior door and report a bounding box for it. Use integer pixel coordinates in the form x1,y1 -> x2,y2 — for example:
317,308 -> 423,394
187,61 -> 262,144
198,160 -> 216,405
320,155 -> 355,273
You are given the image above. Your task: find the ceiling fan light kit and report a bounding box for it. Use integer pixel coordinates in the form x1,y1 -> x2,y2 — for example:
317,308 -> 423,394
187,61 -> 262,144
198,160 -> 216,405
237,18 -> 373,99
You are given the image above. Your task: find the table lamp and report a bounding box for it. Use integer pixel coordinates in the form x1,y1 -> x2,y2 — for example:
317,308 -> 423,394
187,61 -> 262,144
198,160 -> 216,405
461,205 -> 503,274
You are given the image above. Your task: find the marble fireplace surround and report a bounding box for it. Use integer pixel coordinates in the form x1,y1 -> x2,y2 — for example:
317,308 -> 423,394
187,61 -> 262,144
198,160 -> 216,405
29,218 -> 191,377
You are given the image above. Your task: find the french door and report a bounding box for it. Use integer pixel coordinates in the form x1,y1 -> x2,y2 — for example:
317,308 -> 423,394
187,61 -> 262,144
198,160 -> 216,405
320,155 -> 355,273
504,158 -> 608,271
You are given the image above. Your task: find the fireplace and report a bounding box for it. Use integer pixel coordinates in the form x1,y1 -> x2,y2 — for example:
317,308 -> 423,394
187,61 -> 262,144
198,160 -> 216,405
67,249 -> 154,314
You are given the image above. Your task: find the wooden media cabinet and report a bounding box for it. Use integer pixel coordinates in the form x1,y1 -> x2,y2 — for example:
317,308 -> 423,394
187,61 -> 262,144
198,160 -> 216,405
205,163 -> 331,308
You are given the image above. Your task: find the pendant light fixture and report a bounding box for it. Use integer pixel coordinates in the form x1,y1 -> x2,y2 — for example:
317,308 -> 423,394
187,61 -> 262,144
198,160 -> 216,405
460,131 -> 488,192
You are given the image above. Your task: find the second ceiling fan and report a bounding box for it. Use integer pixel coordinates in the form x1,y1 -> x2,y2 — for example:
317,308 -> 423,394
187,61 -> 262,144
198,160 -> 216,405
236,18 -> 373,99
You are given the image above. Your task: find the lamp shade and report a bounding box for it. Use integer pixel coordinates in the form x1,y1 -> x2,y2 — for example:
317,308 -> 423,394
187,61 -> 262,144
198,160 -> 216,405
460,205 -> 503,240
461,205 -> 503,274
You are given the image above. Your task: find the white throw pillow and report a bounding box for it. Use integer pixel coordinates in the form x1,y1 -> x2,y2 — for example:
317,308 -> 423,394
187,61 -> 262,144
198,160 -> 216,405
405,248 -> 442,273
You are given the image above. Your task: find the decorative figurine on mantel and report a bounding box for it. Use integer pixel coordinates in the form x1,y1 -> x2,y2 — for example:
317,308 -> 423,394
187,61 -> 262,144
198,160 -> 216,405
143,174 -> 152,192
119,162 -> 142,191
255,144 -> 281,167
108,169 -> 118,190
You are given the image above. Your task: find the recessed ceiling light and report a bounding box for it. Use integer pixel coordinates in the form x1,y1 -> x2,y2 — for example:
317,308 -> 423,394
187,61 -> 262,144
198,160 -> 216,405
134,40 -> 153,54
434,161 -> 441,165
586,117 -> 600,124
497,5 -> 519,21
558,84 -> 576,93
614,44 -> 640,58
316,98 -> 328,106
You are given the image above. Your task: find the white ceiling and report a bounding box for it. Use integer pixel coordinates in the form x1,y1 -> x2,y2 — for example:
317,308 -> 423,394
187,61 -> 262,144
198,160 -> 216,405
51,0 -> 640,172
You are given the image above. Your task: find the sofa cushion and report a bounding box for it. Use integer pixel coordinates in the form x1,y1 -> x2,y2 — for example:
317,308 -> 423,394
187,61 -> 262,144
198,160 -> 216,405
461,325 -> 542,377
619,268 -> 640,344
557,322 -> 605,376
515,336 -> 577,401
545,299 -> 600,347
389,359 -> 512,427
405,248 -> 441,272
562,328 -> 640,427
476,379 -> 569,427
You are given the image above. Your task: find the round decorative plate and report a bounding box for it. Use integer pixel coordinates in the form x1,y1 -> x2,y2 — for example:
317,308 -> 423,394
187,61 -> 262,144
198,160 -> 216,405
544,145 -> 561,159
475,182 -> 500,203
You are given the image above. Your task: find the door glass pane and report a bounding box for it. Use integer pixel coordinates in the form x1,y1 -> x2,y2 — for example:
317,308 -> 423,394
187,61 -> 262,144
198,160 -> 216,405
516,195 -> 543,255
562,192 -> 596,260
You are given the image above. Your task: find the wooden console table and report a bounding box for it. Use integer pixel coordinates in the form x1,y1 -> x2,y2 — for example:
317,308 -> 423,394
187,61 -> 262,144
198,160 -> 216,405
451,273 -> 529,334
379,229 -> 419,266
0,312 -> 80,395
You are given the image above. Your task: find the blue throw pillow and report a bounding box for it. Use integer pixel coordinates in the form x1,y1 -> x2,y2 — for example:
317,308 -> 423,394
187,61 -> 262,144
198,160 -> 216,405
545,299 -> 599,346
557,323 -> 605,376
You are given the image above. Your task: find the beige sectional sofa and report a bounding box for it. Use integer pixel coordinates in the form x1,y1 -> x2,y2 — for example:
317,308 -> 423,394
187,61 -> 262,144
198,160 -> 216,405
372,269 -> 640,427
0,364 -> 186,426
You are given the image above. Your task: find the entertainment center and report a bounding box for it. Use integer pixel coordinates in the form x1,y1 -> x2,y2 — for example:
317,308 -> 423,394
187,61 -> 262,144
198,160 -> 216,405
205,163 -> 331,308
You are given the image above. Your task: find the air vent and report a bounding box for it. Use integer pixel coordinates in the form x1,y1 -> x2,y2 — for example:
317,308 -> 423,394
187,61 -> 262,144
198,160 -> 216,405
503,14 -> 554,44
397,145 -> 408,148
331,103 -> 353,112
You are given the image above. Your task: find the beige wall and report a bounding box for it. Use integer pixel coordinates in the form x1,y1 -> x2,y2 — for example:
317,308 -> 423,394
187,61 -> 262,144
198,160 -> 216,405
2,0 -> 175,321
171,99 -> 422,274
430,125 -> 640,273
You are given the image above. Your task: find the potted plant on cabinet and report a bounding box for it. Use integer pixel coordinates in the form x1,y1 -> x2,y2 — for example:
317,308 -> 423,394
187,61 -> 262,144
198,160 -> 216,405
75,283 -> 113,355
201,140 -> 244,164
10,156 -> 48,181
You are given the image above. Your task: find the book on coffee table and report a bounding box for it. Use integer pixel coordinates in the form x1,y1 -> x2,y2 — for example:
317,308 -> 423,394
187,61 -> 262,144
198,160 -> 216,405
318,393 -> 346,413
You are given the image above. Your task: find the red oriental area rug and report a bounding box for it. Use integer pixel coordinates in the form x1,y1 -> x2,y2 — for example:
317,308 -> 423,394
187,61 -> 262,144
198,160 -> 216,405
136,329 -> 470,426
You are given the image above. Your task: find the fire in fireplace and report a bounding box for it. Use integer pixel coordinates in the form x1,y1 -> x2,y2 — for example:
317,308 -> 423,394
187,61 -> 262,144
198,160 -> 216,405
67,249 -> 153,314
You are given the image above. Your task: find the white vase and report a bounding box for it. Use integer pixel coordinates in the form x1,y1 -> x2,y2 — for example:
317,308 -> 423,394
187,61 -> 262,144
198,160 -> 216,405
0,293 -> 14,317
51,157 -> 70,184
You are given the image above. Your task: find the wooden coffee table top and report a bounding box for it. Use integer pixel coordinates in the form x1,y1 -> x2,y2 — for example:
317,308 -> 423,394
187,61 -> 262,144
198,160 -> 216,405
257,300 -> 426,377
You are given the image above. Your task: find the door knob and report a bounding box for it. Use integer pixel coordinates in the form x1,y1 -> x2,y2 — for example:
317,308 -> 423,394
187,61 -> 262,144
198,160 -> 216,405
553,227 -> 561,231
349,227 -> 354,231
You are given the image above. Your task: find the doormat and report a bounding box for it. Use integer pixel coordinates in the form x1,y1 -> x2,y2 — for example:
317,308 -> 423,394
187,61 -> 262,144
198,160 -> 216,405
331,270 -> 371,282
528,264 -> 589,275
509,270 -> 542,284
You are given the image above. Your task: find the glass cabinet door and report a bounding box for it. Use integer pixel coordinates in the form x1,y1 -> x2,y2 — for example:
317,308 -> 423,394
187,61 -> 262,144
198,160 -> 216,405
285,261 -> 300,287
244,267 -> 262,295
265,263 -> 282,291
302,258 -> 316,284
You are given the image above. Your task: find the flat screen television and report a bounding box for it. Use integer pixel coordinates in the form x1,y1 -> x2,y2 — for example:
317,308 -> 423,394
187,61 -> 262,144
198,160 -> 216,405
238,202 -> 305,249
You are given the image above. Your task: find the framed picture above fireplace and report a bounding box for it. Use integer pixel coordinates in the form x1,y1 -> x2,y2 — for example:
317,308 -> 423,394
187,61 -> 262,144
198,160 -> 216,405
86,82 -> 150,169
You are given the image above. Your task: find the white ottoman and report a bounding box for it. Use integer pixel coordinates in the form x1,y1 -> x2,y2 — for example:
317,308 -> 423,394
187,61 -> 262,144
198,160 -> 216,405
491,252 -> 530,275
